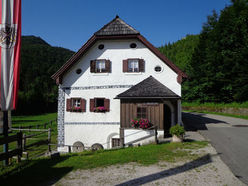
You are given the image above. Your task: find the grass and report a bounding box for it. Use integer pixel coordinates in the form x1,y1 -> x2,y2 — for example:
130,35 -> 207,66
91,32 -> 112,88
12,113 -> 57,127
0,113 -> 57,158
182,101 -> 248,119
0,141 -> 208,185
182,101 -> 248,108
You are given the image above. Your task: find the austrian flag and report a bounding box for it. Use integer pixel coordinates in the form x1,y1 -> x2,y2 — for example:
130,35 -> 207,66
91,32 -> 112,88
0,0 -> 21,111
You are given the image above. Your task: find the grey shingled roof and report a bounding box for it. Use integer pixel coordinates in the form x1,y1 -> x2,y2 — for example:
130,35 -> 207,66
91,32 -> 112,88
95,15 -> 139,36
116,76 -> 180,99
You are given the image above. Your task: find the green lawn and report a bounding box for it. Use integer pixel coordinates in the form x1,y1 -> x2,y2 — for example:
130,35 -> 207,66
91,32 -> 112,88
182,102 -> 248,120
0,141 -> 208,185
12,113 -> 57,127
182,101 -> 248,108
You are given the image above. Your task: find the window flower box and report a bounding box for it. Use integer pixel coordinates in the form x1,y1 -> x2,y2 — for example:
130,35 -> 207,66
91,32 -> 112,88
72,106 -> 82,112
93,106 -> 107,112
131,118 -> 152,129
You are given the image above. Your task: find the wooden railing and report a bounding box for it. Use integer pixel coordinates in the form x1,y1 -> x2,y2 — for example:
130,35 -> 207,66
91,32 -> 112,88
11,128 -> 51,152
0,132 -> 22,163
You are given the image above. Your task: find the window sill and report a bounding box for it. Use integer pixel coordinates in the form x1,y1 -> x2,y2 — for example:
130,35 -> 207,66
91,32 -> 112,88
124,72 -> 143,75
92,73 -> 110,76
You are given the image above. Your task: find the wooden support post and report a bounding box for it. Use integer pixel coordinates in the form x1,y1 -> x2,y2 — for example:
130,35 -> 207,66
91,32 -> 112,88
48,144 -> 51,152
48,128 -> 51,143
155,126 -> 158,144
120,128 -> 124,148
48,128 -> 51,152
17,132 -> 22,163
3,111 -> 9,166
22,133 -> 26,151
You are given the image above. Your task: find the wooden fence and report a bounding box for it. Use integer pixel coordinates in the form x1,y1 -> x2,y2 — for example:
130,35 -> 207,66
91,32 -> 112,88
0,132 -> 22,163
11,128 -> 51,152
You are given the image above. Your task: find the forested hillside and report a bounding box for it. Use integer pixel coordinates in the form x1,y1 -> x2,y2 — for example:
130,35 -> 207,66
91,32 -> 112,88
159,34 -> 199,73
14,36 -> 74,115
160,0 -> 248,103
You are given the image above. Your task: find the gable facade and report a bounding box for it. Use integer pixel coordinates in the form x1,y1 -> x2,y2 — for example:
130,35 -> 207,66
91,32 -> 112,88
53,16 -> 186,152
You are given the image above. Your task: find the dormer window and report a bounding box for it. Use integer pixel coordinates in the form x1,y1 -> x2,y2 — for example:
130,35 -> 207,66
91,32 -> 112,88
90,59 -> 111,73
123,58 -> 145,73
128,59 -> 139,72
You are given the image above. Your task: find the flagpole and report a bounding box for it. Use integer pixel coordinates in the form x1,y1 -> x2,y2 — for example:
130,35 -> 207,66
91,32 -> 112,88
3,111 -> 9,166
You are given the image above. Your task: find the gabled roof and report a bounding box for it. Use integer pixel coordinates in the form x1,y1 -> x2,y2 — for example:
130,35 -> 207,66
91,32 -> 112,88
116,76 -> 180,99
51,16 -> 187,84
95,15 -> 139,36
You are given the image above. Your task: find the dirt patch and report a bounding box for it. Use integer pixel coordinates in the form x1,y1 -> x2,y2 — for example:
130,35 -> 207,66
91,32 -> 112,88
53,143 -> 244,186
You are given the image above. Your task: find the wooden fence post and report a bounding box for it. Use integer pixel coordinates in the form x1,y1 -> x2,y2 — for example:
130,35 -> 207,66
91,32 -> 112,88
48,128 -> 51,152
17,132 -> 22,163
23,133 -> 26,151
48,128 -> 51,143
154,126 -> 158,144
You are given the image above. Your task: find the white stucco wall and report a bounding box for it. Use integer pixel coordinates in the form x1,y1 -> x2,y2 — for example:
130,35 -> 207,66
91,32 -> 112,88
62,39 -> 180,96
59,39 -> 181,151
64,124 -> 120,149
124,129 -> 164,146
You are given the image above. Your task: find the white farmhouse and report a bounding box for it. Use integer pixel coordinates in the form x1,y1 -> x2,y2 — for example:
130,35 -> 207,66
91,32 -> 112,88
52,16 -> 187,152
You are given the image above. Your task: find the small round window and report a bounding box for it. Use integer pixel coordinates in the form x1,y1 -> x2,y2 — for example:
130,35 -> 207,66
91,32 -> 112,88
98,44 -> 104,50
154,66 -> 162,72
130,43 -> 137,48
76,68 -> 82,74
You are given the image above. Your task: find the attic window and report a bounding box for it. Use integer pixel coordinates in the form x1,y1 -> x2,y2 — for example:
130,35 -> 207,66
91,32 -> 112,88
123,58 -> 145,73
154,66 -> 162,72
90,59 -> 111,73
98,44 -> 104,50
128,59 -> 139,72
130,43 -> 137,48
76,68 -> 82,74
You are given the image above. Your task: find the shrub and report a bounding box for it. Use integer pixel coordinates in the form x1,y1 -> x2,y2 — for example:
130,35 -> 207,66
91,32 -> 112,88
169,124 -> 185,136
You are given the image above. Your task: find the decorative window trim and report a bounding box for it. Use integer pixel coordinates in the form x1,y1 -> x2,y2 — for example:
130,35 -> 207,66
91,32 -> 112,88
90,59 -> 111,73
63,84 -> 133,90
123,58 -> 144,73
66,98 -> 86,112
90,97 -> 110,112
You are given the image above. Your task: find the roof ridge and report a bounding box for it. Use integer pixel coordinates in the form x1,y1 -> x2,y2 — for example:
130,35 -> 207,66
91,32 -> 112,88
94,16 -> 139,36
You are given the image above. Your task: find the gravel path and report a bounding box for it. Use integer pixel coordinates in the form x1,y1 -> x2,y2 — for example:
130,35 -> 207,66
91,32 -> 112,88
53,132 -> 244,186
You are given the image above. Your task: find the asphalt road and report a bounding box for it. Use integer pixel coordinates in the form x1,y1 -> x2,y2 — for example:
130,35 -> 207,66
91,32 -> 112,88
182,112 -> 248,185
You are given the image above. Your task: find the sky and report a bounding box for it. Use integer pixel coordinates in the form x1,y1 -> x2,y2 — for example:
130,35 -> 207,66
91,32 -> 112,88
22,0 -> 231,52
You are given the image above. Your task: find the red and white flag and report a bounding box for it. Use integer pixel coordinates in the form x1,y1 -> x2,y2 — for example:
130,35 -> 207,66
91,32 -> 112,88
0,0 -> 21,111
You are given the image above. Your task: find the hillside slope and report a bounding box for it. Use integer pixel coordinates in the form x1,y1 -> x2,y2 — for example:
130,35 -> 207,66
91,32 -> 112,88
15,36 -> 74,114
